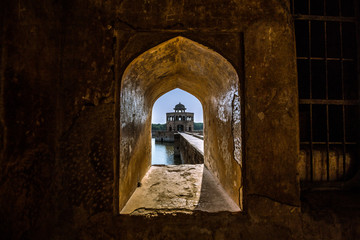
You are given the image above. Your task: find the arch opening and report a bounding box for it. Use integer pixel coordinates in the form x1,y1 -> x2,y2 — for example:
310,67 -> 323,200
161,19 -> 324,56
119,36 -> 242,213
151,88 -> 203,165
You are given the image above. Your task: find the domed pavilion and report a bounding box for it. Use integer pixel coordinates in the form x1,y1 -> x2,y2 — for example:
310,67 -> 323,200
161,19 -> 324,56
166,102 -> 194,132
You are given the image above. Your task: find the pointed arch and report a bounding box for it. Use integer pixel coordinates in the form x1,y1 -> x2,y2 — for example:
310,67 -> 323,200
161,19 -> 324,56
119,36 -> 242,211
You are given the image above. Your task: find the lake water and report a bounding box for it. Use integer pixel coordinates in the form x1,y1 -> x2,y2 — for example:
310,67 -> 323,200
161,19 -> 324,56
151,138 -> 182,165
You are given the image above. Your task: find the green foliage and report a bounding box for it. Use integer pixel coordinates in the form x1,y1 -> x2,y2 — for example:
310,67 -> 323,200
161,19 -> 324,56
151,123 -> 166,131
193,122 -> 203,130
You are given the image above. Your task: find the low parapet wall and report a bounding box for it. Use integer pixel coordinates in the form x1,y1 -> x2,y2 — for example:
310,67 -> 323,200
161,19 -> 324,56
152,131 -> 174,142
175,133 -> 204,164
185,132 -> 204,140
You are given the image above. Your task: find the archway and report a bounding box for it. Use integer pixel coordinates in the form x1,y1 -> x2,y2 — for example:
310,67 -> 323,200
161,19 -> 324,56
119,36 -> 242,211
151,88 -> 202,165
177,125 -> 184,132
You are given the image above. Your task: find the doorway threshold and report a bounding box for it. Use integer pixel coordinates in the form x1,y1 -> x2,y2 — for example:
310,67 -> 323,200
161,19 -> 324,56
120,164 -> 240,215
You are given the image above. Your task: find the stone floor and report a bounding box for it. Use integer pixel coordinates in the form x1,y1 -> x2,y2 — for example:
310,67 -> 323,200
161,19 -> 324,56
120,164 -> 240,215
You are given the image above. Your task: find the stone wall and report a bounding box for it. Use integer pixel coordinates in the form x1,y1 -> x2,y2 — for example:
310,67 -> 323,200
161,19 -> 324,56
152,131 -> 174,142
178,133 -> 204,164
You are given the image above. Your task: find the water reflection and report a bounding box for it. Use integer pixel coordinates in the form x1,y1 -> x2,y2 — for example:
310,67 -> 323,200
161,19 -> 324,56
151,138 -> 182,165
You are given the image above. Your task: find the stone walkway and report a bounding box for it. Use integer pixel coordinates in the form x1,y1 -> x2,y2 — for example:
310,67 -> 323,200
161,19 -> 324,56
179,133 -> 204,155
120,164 -> 240,215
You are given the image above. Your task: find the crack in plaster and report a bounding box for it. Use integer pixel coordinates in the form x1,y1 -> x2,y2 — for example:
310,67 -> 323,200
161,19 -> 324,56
248,193 -> 300,208
116,18 -> 137,31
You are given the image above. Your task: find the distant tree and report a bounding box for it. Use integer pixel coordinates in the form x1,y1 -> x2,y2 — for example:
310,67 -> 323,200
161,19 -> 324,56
151,123 -> 166,131
193,122 -> 203,130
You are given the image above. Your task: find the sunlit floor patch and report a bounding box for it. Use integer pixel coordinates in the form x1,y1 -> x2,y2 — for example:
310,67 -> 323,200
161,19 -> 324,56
120,164 -> 240,215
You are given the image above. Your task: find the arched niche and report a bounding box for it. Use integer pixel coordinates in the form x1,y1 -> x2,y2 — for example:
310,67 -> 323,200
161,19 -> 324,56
119,36 -> 242,211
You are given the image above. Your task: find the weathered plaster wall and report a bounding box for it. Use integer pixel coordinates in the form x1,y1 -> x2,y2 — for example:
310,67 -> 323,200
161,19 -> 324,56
244,19 -> 300,205
1,0 -> 116,238
56,1 -> 116,237
0,1 -> 61,238
1,0 -> 359,239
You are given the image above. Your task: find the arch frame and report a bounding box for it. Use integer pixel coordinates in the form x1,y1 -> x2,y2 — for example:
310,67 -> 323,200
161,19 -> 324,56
116,36 -> 244,212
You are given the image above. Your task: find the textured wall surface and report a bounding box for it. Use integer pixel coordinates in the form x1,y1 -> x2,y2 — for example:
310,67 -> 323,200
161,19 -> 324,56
1,0 -> 359,239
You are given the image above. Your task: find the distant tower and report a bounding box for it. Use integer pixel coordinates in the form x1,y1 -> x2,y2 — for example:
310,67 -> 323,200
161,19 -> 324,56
166,103 -> 194,132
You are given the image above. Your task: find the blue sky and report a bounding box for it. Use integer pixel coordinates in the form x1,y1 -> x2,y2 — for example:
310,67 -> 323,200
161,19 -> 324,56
152,88 -> 203,124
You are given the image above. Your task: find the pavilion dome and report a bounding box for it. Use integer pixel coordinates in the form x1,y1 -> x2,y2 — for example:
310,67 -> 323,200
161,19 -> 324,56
174,102 -> 186,111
